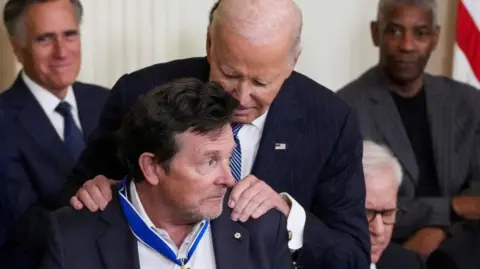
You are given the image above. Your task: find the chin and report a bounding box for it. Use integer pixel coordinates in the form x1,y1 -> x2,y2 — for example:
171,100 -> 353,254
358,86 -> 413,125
202,204 -> 224,220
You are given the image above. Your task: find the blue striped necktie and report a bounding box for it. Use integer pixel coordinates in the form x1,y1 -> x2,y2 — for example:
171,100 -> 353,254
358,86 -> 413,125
230,124 -> 243,182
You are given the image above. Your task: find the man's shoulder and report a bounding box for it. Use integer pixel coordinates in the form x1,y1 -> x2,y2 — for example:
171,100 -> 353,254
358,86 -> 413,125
428,74 -> 480,114
428,74 -> 480,98
73,82 -> 110,102
51,206 -> 104,234
124,57 -> 209,84
379,243 -> 423,268
287,71 -> 353,119
50,198 -> 123,238
336,67 -> 377,100
74,81 -> 109,94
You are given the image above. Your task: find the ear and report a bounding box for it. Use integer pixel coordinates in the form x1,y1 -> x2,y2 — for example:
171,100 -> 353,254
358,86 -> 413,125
431,25 -> 441,51
10,37 -> 25,64
370,21 -> 380,47
138,152 -> 163,186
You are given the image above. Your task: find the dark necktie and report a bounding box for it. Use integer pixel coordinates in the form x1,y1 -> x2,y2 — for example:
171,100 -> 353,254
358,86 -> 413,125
230,124 -> 243,182
55,101 -> 85,161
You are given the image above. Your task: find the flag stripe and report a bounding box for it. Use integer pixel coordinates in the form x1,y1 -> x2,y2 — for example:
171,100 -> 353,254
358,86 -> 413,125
456,0 -> 480,82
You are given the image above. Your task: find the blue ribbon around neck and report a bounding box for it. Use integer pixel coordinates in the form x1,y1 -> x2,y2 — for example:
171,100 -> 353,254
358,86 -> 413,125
117,178 -> 210,266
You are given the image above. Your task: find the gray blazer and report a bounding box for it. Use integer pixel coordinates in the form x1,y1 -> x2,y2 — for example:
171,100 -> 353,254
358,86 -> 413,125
337,66 -> 480,240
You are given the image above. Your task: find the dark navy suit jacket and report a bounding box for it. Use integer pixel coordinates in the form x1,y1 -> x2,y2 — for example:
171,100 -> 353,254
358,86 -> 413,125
0,74 -> 109,268
62,57 -> 370,269
40,190 -> 294,269
377,243 -> 426,269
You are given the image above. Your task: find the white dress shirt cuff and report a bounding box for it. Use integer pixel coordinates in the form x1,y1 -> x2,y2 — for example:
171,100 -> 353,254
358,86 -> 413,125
280,192 -> 306,251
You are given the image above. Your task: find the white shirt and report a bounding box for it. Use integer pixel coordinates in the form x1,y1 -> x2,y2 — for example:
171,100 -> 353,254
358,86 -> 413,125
130,182 -> 217,269
370,263 -> 377,269
22,72 -> 82,140
236,110 -> 306,251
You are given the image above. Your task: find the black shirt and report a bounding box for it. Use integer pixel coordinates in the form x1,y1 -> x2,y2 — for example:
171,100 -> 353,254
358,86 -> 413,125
391,89 -> 441,197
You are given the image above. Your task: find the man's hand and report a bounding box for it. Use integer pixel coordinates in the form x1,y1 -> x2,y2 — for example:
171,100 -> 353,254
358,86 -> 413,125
452,196 -> 480,220
70,175 -> 117,212
228,175 -> 291,222
403,227 -> 446,257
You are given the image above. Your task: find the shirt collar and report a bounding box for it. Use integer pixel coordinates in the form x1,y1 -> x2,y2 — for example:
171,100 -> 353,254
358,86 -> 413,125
249,109 -> 269,132
128,181 -> 207,246
22,71 -> 77,114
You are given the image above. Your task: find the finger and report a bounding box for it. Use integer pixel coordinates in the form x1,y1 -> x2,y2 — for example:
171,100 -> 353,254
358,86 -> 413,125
97,178 -> 114,204
231,181 -> 264,219
228,176 -> 255,208
84,184 -> 109,211
70,196 -> 83,210
238,193 -> 272,222
76,188 -> 99,212
251,200 -> 274,219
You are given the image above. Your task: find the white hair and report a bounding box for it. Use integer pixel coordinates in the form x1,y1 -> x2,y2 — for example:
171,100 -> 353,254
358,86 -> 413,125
377,0 -> 438,26
210,0 -> 302,59
362,140 -> 403,187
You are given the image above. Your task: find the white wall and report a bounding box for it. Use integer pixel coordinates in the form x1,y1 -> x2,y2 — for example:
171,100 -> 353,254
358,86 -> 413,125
0,0 -> 457,92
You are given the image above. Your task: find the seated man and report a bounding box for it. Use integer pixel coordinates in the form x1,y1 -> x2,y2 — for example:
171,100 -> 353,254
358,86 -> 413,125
363,141 -> 425,269
338,0 -> 480,261
40,78 -> 293,269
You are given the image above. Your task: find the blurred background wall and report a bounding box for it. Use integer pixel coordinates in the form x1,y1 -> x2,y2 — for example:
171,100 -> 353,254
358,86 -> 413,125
0,0 -> 458,92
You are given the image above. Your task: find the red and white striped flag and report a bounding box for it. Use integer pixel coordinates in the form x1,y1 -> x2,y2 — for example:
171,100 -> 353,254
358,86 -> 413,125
453,0 -> 480,89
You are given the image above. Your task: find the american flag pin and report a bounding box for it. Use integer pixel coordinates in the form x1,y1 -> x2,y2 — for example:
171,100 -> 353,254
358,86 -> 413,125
275,143 -> 287,150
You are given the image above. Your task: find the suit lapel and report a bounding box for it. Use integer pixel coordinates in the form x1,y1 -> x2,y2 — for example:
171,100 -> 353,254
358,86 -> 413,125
425,76 -> 454,194
251,78 -> 302,191
97,195 -> 140,269
10,75 -> 74,169
211,198 -> 250,269
368,69 -> 419,183
73,84 -> 96,140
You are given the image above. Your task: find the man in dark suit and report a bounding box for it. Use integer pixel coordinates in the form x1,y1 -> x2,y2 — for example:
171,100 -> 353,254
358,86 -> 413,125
0,0 -> 108,268
65,0 -> 370,269
40,78 -> 293,269
362,141 -> 426,269
337,0 -> 480,263
61,0 -> 370,268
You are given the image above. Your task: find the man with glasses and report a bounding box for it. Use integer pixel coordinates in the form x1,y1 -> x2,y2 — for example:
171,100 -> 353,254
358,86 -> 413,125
363,141 -> 426,269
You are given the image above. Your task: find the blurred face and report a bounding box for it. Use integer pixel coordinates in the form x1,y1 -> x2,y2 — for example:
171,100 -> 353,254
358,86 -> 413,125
206,25 -> 298,123
365,166 -> 398,264
371,3 -> 439,84
155,125 -> 236,223
12,0 -> 81,95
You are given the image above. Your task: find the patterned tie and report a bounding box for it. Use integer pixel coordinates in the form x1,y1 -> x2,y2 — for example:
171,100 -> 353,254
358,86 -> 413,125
230,124 -> 243,182
55,101 -> 85,161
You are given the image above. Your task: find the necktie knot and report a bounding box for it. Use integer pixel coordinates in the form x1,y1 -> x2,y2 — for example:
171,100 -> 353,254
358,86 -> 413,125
55,101 -> 72,118
232,124 -> 243,137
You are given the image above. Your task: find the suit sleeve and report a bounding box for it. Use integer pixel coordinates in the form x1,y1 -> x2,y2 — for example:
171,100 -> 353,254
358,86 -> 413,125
295,109 -> 371,269
39,213 -> 65,269
59,75 -> 130,205
273,213 -> 295,269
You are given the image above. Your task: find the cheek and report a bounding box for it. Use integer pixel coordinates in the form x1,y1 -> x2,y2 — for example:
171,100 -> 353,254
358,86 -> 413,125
251,86 -> 280,106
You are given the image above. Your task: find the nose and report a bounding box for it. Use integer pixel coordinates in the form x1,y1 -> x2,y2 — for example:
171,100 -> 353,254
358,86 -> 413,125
399,31 -> 415,52
369,214 -> 386,236
53,39 -> 68,58
219,159 -> 236,188
234,80 -> 252,106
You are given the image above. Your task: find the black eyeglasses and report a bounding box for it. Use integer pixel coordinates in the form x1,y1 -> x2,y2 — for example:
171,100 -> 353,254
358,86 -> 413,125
366,208 -> 397,225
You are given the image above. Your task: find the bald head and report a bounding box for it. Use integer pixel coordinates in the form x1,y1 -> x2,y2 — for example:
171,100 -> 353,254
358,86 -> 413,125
210,0 -> 302,54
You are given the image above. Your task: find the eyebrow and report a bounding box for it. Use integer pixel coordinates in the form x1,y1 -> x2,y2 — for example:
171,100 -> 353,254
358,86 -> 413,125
35,29 -> 79,39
